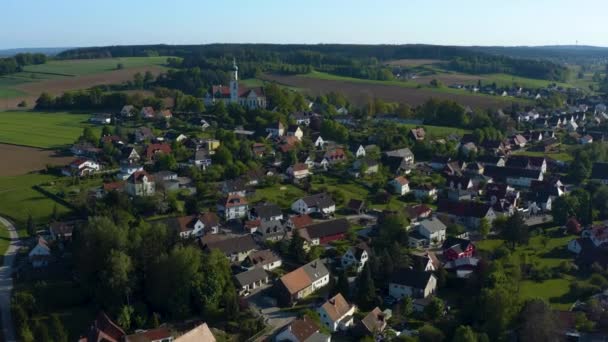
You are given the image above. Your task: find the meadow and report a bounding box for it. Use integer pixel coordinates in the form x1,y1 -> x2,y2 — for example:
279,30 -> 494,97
0,111 -> 93,148
20,56 -> 169,76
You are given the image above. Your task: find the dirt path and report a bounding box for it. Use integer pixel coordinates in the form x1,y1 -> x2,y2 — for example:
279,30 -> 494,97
0,216 -> 19,342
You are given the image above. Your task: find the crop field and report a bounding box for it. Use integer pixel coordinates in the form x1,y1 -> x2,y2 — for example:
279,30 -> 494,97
385,59 -> 442,67
0,143 -> 75,176
262,72 -> 526,109
0,57 -> 172,109
0,111 -> 93,148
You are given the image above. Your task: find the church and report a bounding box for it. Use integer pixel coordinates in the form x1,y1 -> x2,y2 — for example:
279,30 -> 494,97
204,60 -> 267,110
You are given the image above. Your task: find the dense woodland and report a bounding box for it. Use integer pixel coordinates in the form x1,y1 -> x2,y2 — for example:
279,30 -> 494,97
0,53 -> 47,76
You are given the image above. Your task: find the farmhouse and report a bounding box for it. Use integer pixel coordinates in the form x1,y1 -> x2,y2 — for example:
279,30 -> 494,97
299,218 -> 350,246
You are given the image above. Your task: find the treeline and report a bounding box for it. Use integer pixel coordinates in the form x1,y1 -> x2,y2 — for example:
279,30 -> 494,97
35,89 -> 164,111
0,53 -> 46,75
448,55 -> 570,81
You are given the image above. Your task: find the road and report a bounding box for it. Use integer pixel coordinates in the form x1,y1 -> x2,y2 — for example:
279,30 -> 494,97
0,216 -> 19,342
248,288 -> 298,341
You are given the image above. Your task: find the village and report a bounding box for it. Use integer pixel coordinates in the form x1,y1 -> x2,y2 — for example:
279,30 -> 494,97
7,57 -> 608,342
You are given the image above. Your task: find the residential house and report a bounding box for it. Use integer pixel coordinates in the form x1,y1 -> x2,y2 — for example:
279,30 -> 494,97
275,318 -> 330,342
192,150 -> 213,170
125,171 -> 156,196
415,217 -> 447,245
505,155 -> 547,173
410,127 -> 426,141
299,218 -> 350,246
389,269 -> 437,299
78,312 -> 126,342
286,125 -> 304,140
222,179 -> 247,197
460,142 -> 478,156
120,105 -> 135,117
277,260 -> 330,304
411,184 -> 438,201
174,323 -> 216,342
384,148 -> 415,174
580,135 -> 594,145
288,163 -> 310,180
410,252 -> 440,272
354,145 -> 366,158
291,193 -> 336,216
163,215 -> 206,238
389,176 -> 410,196
318,293 -> 356,332
346,199 -> 365,215
324,148 -> 346,165
291,111 -> 317,126
442,237 -> 475,261
70,142 -> 101,156
157,109 -> 173,120
288,214 -> 314,230
49,220 -> 79,241
249,203 -> 283,222
437,200 -> 496,229
202,235 -> 258,262
140,106 -> 156,119
218,194 -> 249,220
62,159 -> 101,177
245,249 -> 282,271
405,204 -> 433,223
90,114 -> 112,125
484,165 -> 543,187
234,268 -> 270,296
350,158 -> 379,177
145,143 -> 172,161
29,236 -> 51,268
134,127 -> 155,142
199,212 -> 221,234
313,134 -> 325,148
341,242 -> 371,273
266,122 -> 285,137
512,134 -> 528,148
124,327 -> 173,342
358,308 -> 389,336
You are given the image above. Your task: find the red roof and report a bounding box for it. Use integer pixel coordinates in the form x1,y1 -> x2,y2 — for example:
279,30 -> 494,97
128,171 -> 151,184
103,181 -> 124,192
290,214 -> 313,229
291,163 -> 308,172
146,143 -> 172,160
225,194 -> 248,208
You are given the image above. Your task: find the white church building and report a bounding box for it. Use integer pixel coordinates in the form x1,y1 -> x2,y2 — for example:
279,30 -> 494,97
204,60 -> 267,110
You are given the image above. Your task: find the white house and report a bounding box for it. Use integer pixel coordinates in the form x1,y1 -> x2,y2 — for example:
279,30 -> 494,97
291,193 -> 336,216
341,242 -> 371,273
411,184 -> 438,201
125,171 -> 156,196
287,163 -> 310,180
275,318 -> 330,342
313,135 -> 325,148
29,236 -> 51,268
218,194 -> 249,220
286,125 -> 304,141
266,122 -> 285,138
416,217 -> 447,245
389,269 -> 437,300
389,176 -> 410,196
317,293 -> 356,332
62,159 -> 101,177
120,105 -> 135,117
354,145 -> 366,158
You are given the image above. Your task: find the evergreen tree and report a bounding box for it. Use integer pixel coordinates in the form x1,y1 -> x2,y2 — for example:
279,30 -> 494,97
289,230 -> 307,264
355,263 -> 377,310
335,270 -> 350,299
49,314 -> 68,342
27,214 -> 35,236
452,325 -> 477,342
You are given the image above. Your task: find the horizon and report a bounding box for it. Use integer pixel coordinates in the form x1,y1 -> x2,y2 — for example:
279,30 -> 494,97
3,0 -> 608,49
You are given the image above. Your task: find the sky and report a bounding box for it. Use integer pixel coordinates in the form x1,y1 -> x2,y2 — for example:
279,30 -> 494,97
1,0 -> 608,49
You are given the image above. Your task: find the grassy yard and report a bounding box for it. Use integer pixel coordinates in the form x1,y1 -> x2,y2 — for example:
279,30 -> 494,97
0,111 -> 94,148
21,56 -> 170,76
251,184 -> 307,210
476,228 -> 582,309
0,173 -> 70,235
484,73 -> 572,89
0,77 -> 29,98
394,123 -> 470,137
512,147 -> 574,162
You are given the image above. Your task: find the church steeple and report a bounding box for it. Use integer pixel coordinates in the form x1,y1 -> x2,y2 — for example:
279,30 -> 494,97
230,58 -> 238,103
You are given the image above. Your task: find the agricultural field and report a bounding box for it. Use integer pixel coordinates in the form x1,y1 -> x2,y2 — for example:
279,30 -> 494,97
0,111 -> 94,148
0,221 -> 9,263
0,173 -> 70,235
477,228 -> 587,310
0,144 -> 75,176
261,72 -> 528,109
0,56 -> 172,109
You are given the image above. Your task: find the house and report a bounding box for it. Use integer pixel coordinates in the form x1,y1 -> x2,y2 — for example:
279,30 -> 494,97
415,217 -> 447,245
591,163 -> 608,185
266,121 -> 285,137
354,144 -> 366,158
125,171 -> 156,196
275,318 -> 330,342
291,111 -> 317,126
78,312 -> 126,342
405,204 -> 433,223
62,158 -> 101,177
134,127 -> 155,142
29,236 -> 51,268
140,106 -> 156,119
291,193 -> 336,216
163,215 -> 206,238
218,194 -> 249,220
199,212 -> 221,234
313,134 -> 325,148
222,179 -> 247,197
202,235 -> 258,262
346,199 -> 365,215
288,163 -> 310,180
437,200 -> 496,229
90,114 -> 112,125
358,307 -> 389,336
124,327 -> 173,342
341,242 -> 371,273
442,237 -> 475,261
324,148 -> 347,165
444,257 -> 480,278
49,220 -> 79,241
484,165 -> 543,187
410,127 -> 426,141
389,176 -> 410,196
192,150 -> 213,170
411,184 -> 438,201
459,142 -> 478,156
245,249 -> 282,271
384,148 -> 415,174
505,155 -> 547,173
580,135 -> 594,145
174,323 -> 216,342
234,268 -> 270,296
157,109 -> 173,120
288,214 -> 314,230
565,217 -> 582,235
318,293 -> 356,332
512,134 -> 528,148
299,218 -> 350,246
146,143 -> 172,161
120,105 -> 135,117
286,125 -> 304,140
249,203 -> 283,222
204,60 -> 267,110
410,251 -> 440,272
389,269 -> 437,299
350,158 -> 379,177
70,142 -> 101,156
277,260 -> 330,304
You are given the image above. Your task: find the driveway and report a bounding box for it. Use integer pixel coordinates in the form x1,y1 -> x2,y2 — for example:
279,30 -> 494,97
0,216 -> 19,342
248,288 -> 297,339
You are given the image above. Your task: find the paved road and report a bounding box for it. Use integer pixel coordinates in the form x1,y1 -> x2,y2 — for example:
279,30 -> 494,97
0,216 -> 19,342
248,288 -> 298,341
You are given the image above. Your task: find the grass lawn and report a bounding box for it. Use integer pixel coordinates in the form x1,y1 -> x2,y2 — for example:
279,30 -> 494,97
21,56 -> 171,76
477,228 -> 582,309
0,111 -> 94,148
512,148 -> 574,162
484,73 -> 572,89
394,123 -> 470,137
251,184 -> 307,210
0,173 -> 70,235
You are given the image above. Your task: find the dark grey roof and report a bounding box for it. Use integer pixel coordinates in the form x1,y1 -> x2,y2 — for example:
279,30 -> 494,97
204,235 -> 258,255
484,165 -> 542,180
302,260 -> 330,282
304,218 -> 350,239
301,193 -> 335,209
384,148 -> 414,159
250,203 -> 282,220
234,268 -> 268,287
591,163 -> 608,180
390,269 -> 434,289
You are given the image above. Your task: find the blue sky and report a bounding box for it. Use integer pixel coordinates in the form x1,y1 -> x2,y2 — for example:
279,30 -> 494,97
1,0 -> 607,49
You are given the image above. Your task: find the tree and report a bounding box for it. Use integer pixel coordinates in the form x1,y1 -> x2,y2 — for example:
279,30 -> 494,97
424,297 -> 445,322
33,320 -> 51,342
518,299 -> 558,342
479,218 -> 490,239
418,324 -> 445,342
49,314 -> 68,342
355,263 -> 377,310
502,211 -> 528,249
289,230 -> 307,263
35,92 -> 54,109
27,214 -> 35,236
223,286 -> 239,320
80,127 -> 98,145
117,305 -> 134,331
594,186 -> 608,219
334,270 -> 350,299
452,325 -> 477,342
399,296 -> 413,318
103,250 -> 133,301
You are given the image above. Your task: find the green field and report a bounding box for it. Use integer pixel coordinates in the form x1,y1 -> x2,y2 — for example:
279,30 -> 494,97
512,148 -> 574,162
395,123 -> 470,137
482,73 -> 572,89
21,56 -> 170,76
0,77 -> 29,98
0,111 -> 93,148
0,221 -> 9,263
0,173 -> 70,235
